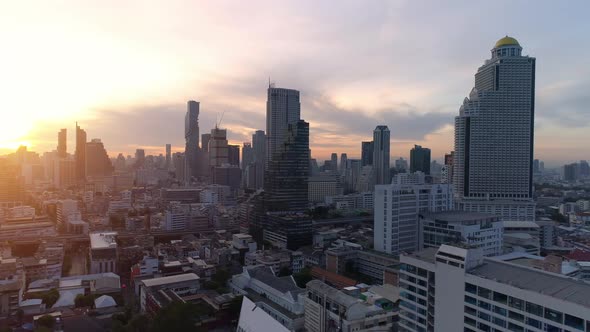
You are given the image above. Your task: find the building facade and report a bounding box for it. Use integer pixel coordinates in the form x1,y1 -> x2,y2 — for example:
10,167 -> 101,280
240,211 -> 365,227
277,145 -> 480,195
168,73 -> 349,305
453,36 -> 536,221
372,126 -> 390,185
374,181 -> 453,256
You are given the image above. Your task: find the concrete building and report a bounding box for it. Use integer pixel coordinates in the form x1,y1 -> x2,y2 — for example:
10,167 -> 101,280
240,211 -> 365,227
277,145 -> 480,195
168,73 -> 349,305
374,180 -> 453,256
85,138 -> 113,177
209,127 -> 229,169
75,122 -> 87,182
139,273 -> 200,314
304,280 -> 396,332
90,232 -> 118,274
325,192 -> 374,211
228,144 -> 240,167
237,296 -> 290,332
399,244 -> 590,332
454,36 -> 536,221
503,220 -> 540,255
57,128 -> 67,158
308,174 -> 343,204
372,126 -> 390,185
419,211 -> 503,257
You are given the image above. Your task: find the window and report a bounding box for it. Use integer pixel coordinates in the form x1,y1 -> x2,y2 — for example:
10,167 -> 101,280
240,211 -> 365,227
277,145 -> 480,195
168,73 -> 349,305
465,283 -> 477,294
464,295 -> 477,305
477,286 -> 492,299
492,317 -> 506,328
478,300 -> 490,311
544,308 -> 563,324
507,322 -> 524,332
525,302 -> 543,317
508,311 -> 524,322
564,314 -> 584,331
526,317 -> 542,329
492,306 -> 506,316
493,292 -> 507,304
508,297 -> 523,311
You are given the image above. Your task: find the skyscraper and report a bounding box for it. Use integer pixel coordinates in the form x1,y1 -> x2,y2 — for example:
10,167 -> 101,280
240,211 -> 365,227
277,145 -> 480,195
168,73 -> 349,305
410,144 -> 431,174
75,122 -> 87,182
265,120 -> 310,212
339,153 -> 348,174
228,145 -> 240,167
330,153 -> 338,172
252,130 -> 266,163
373,125 -> 390,185
201,133 -> 211,153
454,36 -> 536,221
85,139 -> 113,178
361,141 -> 374,166
57,129 -> 67,158
263,120 -> 311,249
165,144 -> 171,170
266,85 -> 300,166
242,143 -> 253,170
209,127 -> 228,168
185,100 -> 200,177
135,149 -> 145,168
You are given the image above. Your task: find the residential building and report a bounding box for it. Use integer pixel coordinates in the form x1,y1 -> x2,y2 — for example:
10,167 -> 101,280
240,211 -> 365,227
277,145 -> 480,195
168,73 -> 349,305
85,139 -> 114,177
75,122 -> 87,182
228,144 -> 240,167
304,280 -> 396,332
139,273 -> 200,315
454,36 -> 536,221
399,244 -> 590,332
419,211 -> 503,257
308,174 -> 343,204
57,128 -> 67,158
374,180 -> 453,256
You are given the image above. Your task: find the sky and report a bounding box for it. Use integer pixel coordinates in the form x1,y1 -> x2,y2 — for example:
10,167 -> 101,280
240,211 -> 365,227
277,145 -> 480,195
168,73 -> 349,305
1,1 -> 589,166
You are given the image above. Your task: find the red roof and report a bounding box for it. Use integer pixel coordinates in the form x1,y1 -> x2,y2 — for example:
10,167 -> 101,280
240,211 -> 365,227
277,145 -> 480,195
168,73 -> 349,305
566,249 -> 590,261
311,266 -> 357,289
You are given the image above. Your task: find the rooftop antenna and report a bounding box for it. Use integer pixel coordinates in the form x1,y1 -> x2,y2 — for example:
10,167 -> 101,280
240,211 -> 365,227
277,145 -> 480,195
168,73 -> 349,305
216,110 -> 226,129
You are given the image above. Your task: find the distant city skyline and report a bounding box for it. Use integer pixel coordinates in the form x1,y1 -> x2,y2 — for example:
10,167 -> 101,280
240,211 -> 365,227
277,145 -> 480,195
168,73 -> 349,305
1,1 -> 589,166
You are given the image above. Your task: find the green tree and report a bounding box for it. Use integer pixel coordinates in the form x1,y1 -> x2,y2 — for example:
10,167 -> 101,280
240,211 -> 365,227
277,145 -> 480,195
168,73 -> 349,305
293,267 -> 312,288
29,289 -> 60,308
150,302 -> 209,332
75,294 -> 95,308
36,314 -> 55,329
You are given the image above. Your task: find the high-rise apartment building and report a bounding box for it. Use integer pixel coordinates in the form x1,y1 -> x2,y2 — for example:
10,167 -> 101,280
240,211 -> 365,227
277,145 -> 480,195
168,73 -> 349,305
185,100 -> 200,177
0,159 -> 24,205
266,86 -> 300,167
374,178 -> 453,256
373,126 -> 390,185
135,149 -> 145,168
75,122 -> 87,182
454,36 -> 536,221
395,157 -> 408,172
410,145 -> 431,175
361,141 -> 374,166
252,130 -> 266,163
340,153 -> 348,174
399,244 -> 590,332
57,129 -> 67,158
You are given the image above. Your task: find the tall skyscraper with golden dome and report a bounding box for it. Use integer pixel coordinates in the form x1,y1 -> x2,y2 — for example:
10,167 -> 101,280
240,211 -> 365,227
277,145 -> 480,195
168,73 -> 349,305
454,36 -> 536,221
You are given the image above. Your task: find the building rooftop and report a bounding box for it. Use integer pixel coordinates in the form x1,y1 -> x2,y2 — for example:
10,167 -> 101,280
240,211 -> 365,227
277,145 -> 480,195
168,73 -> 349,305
248,266 -> 303,295
141,273 -> 200,288
494,36 -> 520,48
421,210 -> 498,223
469,259 -> 590,308
90,232 -> 118,249
404,247 -> 438,264
503,221 -> 539,229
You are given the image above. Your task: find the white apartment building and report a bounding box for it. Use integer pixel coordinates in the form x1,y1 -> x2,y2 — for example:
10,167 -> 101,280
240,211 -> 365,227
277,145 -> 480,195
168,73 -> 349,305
374,181 -> 453,256
325,192 -> 373,211
419,211 -> 503,257
399,244 -> 590,332
304,279 -> 396,332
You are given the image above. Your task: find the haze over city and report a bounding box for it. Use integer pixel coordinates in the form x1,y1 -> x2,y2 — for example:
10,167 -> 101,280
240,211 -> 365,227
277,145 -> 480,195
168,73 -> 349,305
2,1 -> 589,166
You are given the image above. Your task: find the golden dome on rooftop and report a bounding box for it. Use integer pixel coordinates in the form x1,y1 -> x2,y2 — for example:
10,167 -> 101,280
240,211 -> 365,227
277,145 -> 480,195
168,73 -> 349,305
495,36 -> 520,48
